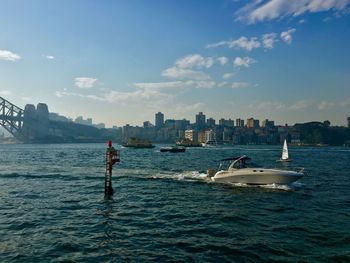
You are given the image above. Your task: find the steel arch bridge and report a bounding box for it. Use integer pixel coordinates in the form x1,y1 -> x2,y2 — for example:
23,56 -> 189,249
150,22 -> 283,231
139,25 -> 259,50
0,96 -> 24,138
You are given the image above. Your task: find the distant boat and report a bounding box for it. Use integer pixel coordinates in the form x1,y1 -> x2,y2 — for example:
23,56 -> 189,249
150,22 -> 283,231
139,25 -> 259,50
176,139 -> 202,147
201,140 -> 217,147
160,146 -> 186,153
277,139 -> 291,162
122,137 -> 155,148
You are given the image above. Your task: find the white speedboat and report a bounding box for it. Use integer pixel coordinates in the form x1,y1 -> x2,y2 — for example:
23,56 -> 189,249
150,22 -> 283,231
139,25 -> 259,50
209,155 -> 304,185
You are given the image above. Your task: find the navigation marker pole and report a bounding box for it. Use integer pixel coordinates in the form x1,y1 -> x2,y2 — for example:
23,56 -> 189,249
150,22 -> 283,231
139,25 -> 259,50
105,140 -> 120,197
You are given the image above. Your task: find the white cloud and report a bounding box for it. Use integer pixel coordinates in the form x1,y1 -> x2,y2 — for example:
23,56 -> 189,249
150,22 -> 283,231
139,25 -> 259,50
234,56 -> 257,68
340,97 -> 350,107
262,33 -> 277,49
318,100 -> 334,110
280,28 -> 296,44
55,88 -> 173,107
207,36 -> 261,51
0,50 -> 21,61
216,81 -> 256,89
217,56 -> 229,65
161,67 -> 211,80
133,81 -> 184,90
74,77 -> 97,89
218,81 -> 228,87
46,55 -> 55,60
289,100 -> 313,110
54,91 -> 68,98
134,79 -> 216,91
175,54 -> 214,69
21,96 -> 32,102
254,101 -> 286,110
175,102 -> 206,113
223,73 -> 236,80
0,90 -> 12,96
231,82 -> 256,89
236,0 -> 350,24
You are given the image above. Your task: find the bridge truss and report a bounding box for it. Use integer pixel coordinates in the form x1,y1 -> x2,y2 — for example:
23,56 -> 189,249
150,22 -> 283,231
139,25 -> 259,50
0,96 -> 23,137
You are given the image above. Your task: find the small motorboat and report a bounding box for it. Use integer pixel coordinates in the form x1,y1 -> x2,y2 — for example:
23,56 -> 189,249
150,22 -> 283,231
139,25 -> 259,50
160,146 -> 186,153
277,139 -> 291,162
201,140 -> 217,147
209,155 -> 304,185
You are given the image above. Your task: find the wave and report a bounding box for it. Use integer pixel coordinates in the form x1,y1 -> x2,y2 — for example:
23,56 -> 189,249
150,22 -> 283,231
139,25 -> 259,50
151,171 -> 210,182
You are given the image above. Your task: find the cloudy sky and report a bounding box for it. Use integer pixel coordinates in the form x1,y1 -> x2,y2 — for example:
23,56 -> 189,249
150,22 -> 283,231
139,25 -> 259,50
1,0 -> 349,127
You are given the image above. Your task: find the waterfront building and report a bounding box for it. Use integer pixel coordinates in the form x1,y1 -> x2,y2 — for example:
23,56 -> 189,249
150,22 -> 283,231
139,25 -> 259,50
222,127 -> 232,142
75,116 -> 93,126
254,119 -> 260,128
205,129 -> 216,142
175,119 -> 190,130
165,119 -> 176,129
155,112 -> 164,129
195,112 -> 206,131
262,119 -> 275,128
94,123 -> 105,129
143,121 -> 153,128
185,129 -> 198,142
247,118 -> 254,128
236,118 -> 244,127
207,118 -> 216,127
198,131 -> 206,143
247,118 -> 259,128
122,124 -> 140,140
219,118 -> 234,127
49,112 -> 72,122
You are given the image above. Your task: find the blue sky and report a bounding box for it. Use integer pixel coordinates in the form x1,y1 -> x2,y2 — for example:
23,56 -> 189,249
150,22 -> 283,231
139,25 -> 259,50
1,0 -> 350,127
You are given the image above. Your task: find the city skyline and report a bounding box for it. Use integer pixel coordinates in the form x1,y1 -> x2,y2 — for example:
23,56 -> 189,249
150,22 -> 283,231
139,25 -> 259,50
1,0 -> 350,127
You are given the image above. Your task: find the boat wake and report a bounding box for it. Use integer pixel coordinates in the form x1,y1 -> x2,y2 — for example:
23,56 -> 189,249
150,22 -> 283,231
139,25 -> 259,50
223,181 -> 304,191
152,171 -> 211,183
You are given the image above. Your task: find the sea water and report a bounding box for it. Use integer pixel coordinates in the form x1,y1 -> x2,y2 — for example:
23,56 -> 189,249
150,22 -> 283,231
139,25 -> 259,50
0,143 -> 349,262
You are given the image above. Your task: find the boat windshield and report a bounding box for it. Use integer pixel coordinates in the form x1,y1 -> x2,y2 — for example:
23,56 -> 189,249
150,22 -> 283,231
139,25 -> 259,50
218,156 -> 260,170
229,159 -> 259,169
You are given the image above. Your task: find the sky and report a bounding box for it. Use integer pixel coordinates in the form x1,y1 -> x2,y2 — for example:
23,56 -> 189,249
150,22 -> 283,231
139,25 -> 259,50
0,0 -> 350,127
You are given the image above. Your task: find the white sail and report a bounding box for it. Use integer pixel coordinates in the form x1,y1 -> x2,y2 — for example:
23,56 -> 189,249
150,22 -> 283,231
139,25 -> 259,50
282,139 -> 289,160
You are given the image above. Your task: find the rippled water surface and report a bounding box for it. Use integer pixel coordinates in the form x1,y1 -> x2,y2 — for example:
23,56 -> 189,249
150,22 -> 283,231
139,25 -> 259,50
1,143 -> 349,262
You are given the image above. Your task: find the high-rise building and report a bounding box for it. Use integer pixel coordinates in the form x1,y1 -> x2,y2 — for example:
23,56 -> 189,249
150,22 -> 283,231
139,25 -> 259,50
246,118 -> 254,128
253,119 -> 260,128
155,112 -> 164,128
195,112 -> 206,131
348,117 -> 350,128
143,121 -> 153,128
207,118 -> 216,127
236,118 -> 244,127
164,119 -> 176,129
262,119 -> 275,128
185,129 -> 198,142
175,119 -> 190,130
219,118 -> 234,127
247,118 -> 260,128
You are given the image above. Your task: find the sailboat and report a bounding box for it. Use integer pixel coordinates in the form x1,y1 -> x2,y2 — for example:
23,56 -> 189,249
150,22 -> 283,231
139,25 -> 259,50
277,139 -> 291,162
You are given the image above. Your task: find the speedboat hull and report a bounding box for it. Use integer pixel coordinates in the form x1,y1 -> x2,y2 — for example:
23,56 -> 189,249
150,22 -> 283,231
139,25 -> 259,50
211,168 -> 303,185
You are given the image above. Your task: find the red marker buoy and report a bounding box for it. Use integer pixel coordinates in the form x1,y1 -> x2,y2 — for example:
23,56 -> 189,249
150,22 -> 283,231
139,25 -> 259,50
105,140 -> 120,196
